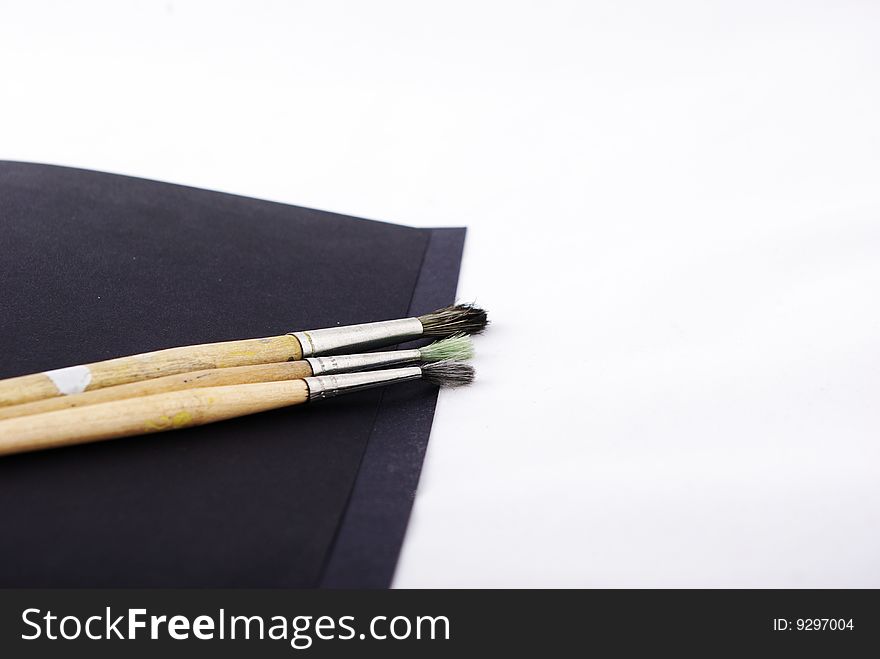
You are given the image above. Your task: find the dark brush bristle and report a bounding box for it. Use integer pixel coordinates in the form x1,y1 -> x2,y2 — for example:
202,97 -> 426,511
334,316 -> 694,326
420,360 -> 476,388
417,304 -> 489,338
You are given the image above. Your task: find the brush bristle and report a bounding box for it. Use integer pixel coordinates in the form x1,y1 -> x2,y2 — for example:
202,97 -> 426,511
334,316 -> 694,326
417,304 -> 488,337
418,333 -> 475,363
420,360 -> 475,388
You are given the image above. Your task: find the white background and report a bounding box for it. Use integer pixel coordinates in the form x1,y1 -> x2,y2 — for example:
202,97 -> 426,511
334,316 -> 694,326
2,0 -> 879,587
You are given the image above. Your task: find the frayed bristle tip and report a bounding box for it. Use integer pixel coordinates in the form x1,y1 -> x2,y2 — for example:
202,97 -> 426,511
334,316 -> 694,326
421,360 -> 475,388
418,304 -> 488,337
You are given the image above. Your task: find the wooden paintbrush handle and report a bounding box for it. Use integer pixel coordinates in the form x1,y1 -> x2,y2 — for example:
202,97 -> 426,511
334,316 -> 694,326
0,360 -> 315,421
0,334 -> 303,408
0,380 -> 310,457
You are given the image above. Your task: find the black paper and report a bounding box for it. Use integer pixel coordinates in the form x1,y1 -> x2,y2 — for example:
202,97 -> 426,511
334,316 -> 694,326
320,229 -> 467,588
0,161 -> 464,587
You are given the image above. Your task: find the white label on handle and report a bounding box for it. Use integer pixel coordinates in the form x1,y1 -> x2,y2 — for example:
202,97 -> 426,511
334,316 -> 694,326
44,365 -> 93,395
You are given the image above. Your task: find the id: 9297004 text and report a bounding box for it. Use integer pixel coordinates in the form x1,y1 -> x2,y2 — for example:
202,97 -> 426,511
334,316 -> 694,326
772,618 -> 854,631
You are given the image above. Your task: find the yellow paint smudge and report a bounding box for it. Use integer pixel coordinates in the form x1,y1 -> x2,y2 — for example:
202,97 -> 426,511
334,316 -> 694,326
144,411 -> 194,432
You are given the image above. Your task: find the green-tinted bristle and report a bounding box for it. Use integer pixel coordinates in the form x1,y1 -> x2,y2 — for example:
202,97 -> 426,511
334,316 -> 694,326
418,333 -> 475,363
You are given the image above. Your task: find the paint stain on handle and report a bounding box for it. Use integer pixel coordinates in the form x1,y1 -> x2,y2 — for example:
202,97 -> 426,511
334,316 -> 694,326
143,411 -> 194,432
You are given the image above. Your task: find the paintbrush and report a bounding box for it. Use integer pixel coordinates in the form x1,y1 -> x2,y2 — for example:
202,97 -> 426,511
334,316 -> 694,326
0,304 -> 487,408
0,361 -> 475,457
0,335 -> 474,421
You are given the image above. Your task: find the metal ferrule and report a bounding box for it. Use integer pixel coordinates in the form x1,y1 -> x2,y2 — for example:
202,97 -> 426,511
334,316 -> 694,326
289,317 -> 424,357
305,349 -> 421,375
305,367 -> 422,401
